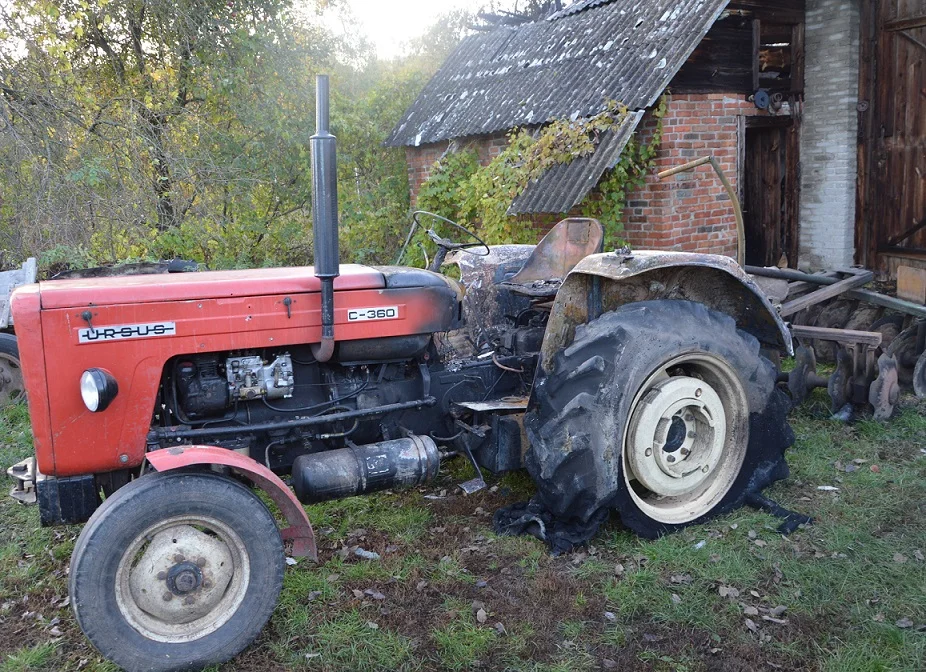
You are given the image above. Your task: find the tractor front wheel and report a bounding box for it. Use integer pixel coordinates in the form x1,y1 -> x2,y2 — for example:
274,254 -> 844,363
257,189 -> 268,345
69,471 -> 284,672
526,300 -> 793,539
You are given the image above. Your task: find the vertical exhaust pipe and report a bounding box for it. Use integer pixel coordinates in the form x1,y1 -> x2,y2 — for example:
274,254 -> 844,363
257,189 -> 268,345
311,74 -> 339,362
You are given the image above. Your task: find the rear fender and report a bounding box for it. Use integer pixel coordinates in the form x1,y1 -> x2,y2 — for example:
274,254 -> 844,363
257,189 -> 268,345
539,251 -> 792,373
146,446 -> 317,560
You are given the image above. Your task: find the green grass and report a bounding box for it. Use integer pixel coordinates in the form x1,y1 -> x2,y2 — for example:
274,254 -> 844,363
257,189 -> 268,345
1,393 -> 925,671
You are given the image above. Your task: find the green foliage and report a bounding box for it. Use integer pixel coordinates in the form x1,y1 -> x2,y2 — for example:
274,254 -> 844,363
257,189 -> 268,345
583,95 -> 668,248
416,98 -> 667,250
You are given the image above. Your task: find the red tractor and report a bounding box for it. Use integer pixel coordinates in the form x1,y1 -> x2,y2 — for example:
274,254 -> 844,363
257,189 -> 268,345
9,77 -> 794,671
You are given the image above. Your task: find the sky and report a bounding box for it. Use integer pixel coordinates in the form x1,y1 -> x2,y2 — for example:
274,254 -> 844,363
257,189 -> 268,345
320,0 -> 470,60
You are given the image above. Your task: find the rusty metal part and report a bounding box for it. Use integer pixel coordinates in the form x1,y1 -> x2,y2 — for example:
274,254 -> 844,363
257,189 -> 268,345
746,265 -> 926,321
778,269 -> 874,318
146,446 -> 317,560
6,456 -> 36,504
887,322 -> 925,387
787,346 -> 828,407
869,354 -> 901,421
870,314 -> 905,352
537,251 -> 793,376
914,351 -> 926,399
508,218 -> 603,285
658,156 -> 745,266
828,348 -> 855,413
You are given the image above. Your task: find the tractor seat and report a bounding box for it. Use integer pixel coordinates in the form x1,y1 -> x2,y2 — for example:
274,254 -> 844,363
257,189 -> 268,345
502,218 -> 604,297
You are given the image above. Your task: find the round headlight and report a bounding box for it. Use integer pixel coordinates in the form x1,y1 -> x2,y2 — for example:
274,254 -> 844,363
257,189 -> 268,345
80,369 -> 118,412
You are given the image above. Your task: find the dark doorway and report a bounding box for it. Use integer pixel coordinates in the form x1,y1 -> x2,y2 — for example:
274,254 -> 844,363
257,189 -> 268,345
742,117 -> 800,267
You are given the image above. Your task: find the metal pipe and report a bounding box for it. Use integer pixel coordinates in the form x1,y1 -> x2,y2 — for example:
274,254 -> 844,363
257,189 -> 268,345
311,74 -> 340,362
658,156 -> 745,267
291,435 -> 440,504
745,266 -> 926,319
154,397 -> 437,440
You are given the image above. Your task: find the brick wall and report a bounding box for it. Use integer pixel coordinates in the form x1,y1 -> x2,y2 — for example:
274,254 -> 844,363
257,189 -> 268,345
621,93 -> 773,257
404,94 -> 787,258
798,0 -> 860,271
405,133 -> 509,205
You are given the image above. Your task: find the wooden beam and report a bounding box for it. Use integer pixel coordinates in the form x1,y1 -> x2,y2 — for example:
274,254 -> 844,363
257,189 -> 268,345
884,16 -> 926,32
778,270 -> 875,317
752,19 -> 761,91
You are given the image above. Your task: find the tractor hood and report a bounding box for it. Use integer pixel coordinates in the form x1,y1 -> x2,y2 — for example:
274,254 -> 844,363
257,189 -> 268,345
36,264 -> 386,310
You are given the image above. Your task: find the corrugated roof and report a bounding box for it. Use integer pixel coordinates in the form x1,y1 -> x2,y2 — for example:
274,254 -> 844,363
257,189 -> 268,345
508,110 -> 644,214
388,0 -> 730,213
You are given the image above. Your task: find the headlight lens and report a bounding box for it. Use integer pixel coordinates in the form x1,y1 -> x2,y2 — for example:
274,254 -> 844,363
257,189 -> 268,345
80,369 -> 118,412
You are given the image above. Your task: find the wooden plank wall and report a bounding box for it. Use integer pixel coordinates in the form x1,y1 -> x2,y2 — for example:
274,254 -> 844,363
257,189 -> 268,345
857,0 -> 926,272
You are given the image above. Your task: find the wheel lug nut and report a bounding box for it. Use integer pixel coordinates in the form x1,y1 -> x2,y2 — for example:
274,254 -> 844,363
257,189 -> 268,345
695,388 -> 703,398
667,455 -> 676,463
196,557 -> 207,568
645,448 -> 653,457
681,448 -> 690,456
163,592 -> 173,602
157,571 -> 167,580
203,580 -> 212,590
183,596 -> 195,605
174,554 -> 185,563
702,465 -> 709,473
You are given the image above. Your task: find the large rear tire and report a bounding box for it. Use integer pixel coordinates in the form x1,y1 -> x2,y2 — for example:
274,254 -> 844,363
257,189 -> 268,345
69,471 -> 284,672
0,333 -> 25,406
525,300 -> 793,539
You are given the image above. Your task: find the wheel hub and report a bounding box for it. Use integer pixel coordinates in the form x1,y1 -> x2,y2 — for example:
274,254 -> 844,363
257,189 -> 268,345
128,525 -> 234,625
627,376 -> 727,497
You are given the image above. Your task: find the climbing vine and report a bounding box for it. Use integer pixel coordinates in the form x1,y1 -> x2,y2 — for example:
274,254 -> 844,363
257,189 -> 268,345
416,96 -> 667,252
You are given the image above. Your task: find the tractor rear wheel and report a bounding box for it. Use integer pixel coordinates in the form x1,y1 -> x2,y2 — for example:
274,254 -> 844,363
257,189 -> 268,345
526,300 -> 792,539
0,333 -> 25,406
69,471 -> 284,672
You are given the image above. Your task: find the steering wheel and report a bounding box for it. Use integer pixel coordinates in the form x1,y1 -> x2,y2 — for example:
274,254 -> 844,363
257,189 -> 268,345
397,211 -> 490,271
415,211 -> 490,257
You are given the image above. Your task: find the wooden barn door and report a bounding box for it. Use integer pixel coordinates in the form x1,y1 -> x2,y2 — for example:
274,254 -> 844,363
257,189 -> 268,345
858,0 -> 926,271
742,117 -> 800,267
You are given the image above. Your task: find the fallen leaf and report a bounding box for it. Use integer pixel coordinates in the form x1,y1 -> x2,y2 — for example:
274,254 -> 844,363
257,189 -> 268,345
670,574 -> 692,585
770,605 -> 788,618
754,539 -> 768,548
896,617 -> 914,629
709,553 -> 722,563
415,580 -> 428,592
366,621 -> 379,630
844,464 -> 858,473
670,591 -> 681,604
762,615 -> 789,625
744,606 -> 759,616
748,530 -> 758,539
894,553 -> 908,564
873,613 -> 885,622
49,626 -> 63,637
915,550 -> 924,562
870,464 -> 881,473
476,579 -> 488,589
305,653 -> 321,660
494,622 -> 507,635
364,589 -> 385,601
614,563 -> 625,576
352,589 -> 364,599
750,590 -> 761,598
744,618 -> 758,632
602,659 -> 618,670
604,611 -> 616,622
853,458 -> 868,465
307,590 -> 322,601
476,608 -> 488,624
719,585 -> 740,599
285,557 -> 298,566
817,486 -> 839,491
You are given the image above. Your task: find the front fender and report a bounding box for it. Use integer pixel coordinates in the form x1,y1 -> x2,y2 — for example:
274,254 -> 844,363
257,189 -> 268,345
538,250 -> 792,373
147,446 -> 317,560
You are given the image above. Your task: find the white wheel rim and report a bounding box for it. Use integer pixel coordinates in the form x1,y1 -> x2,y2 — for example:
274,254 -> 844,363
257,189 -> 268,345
115,515 -> 250,643
622,353 -> 749,524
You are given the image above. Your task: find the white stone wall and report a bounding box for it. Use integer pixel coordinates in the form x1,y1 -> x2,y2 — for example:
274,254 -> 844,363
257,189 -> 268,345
798,0 -> 860,271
